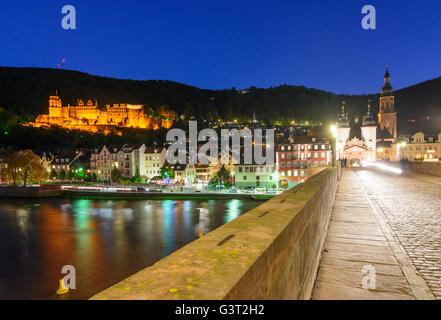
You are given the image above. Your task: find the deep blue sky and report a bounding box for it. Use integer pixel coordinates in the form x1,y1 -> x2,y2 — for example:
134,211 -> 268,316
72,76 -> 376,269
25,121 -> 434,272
1,0 -> 440,94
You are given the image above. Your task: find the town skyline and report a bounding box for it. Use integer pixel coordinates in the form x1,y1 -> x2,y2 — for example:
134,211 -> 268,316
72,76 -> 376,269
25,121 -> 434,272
1,1 -> 441,305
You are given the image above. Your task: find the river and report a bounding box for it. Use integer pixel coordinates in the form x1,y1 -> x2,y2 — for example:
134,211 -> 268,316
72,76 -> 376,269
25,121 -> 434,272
0,198 -> 261,299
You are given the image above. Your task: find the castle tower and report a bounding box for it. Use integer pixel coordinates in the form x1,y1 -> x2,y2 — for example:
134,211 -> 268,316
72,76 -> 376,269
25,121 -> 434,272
378,66 -> 397,139
336,101 -> 351,160
48,93 -> 62,118
127,104 -> 143,127
361,100 -> 377,162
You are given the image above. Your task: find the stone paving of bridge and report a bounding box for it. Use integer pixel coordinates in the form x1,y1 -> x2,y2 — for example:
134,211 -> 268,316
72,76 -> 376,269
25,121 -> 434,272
354,168 -> 441,300
313,169 -> 429,300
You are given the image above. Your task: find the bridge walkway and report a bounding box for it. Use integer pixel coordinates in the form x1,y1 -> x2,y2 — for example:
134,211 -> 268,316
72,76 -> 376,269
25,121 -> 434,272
312,169 -> 434,300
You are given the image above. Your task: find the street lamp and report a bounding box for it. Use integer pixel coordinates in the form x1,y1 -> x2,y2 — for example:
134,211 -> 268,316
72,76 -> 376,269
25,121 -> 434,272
330,125 -> 337,167
378,148 -> 384,161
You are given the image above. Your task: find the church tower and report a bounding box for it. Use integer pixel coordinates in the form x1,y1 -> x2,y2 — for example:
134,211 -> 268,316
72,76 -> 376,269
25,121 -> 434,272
378,66 -> 397,139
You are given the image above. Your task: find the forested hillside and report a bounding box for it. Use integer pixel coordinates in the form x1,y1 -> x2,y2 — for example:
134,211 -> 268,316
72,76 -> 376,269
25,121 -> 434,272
0,66 -> 440,137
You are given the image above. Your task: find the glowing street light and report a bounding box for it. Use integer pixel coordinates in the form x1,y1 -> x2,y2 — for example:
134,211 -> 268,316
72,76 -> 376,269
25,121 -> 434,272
330,125 -> 337,138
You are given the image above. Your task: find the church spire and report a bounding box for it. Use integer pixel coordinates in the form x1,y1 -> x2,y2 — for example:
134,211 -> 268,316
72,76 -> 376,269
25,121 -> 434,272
362,99 -> 376,126
337,101 -> 349,127
340,101 -> 346,117
384,65 -> 390,80
381,65 -> 393,97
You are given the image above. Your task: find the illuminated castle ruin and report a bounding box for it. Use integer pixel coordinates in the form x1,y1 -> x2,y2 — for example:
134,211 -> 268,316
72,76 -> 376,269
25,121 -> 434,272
26,94 -> 174,133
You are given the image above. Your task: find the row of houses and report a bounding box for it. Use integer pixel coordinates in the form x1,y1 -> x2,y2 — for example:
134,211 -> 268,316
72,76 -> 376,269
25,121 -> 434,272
41,144 -> 166,182
393,132 -> 441,162
90,144 -> 166,181
13,135 -> 333,188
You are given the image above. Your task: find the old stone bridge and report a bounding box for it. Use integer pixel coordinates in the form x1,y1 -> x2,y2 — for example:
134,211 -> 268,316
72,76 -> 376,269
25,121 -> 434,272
92,164 -> 441,300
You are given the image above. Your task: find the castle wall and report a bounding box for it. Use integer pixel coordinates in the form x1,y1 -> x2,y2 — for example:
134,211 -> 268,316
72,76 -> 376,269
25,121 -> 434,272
32,96 -> 172,133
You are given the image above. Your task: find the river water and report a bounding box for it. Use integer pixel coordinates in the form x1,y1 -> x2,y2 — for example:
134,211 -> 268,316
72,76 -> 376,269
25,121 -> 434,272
0,198 -> 261,299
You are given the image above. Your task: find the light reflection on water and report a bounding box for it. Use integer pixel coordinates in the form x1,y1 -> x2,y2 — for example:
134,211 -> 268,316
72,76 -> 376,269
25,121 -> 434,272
0,198 -> 260,300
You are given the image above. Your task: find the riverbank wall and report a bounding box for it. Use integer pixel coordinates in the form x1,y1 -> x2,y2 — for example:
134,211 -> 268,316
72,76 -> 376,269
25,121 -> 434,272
0,185 -> 62,198
63,190 -> 274,201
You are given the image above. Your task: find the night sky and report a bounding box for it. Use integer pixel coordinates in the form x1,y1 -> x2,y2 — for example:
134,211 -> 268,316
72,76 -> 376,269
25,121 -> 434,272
1,0 -> 440,94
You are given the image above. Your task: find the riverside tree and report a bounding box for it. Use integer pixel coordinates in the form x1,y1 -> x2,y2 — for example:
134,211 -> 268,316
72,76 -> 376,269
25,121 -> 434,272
111,166 -> 122,182
58,169 -> 66,181
2,150 -> 46,186
160,165 -> 175,180
2,151 -> 21,185
66,169 -> 74,181
211,165 -> 231,186
49,169 -> 58,181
